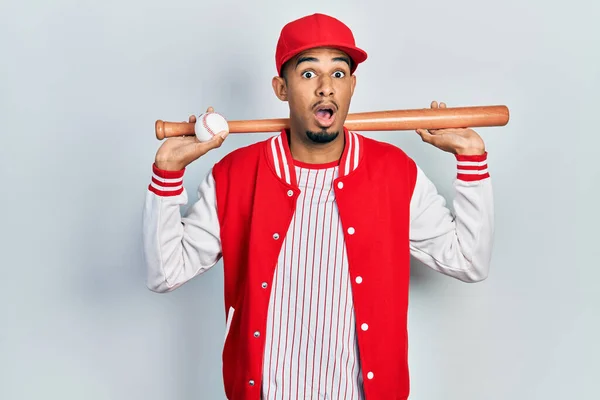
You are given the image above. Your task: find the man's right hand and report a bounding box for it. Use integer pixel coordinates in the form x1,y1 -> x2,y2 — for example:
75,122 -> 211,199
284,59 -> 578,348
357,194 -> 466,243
154,106 -> 228,171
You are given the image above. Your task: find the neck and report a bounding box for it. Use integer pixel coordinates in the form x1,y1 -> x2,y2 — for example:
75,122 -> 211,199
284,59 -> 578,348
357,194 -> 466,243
287,127 -> 345,165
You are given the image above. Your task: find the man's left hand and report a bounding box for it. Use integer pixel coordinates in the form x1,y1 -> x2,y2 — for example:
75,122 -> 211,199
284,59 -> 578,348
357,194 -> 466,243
416,101 -> 486,156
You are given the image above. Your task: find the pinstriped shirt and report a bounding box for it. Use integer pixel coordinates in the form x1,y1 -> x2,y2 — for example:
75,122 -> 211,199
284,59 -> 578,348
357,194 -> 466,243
261,159 -> 364,400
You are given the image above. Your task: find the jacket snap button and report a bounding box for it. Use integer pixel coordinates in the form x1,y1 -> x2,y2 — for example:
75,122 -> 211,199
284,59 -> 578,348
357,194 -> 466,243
254,331 -> 260,337
262,282 -> 268,289
348,227 -> 355,235
249,380 -> 255,386
273,233 -> 280,240
287,190 -> 293,197
337,182 -> 344,189
361,323 -> 369,331
356,276 -> 363,284
367,372 -> 374,380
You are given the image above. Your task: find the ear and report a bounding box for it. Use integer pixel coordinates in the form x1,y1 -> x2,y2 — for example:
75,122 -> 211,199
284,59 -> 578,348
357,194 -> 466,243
272,76 -> 288,101
350,74 -> 357,97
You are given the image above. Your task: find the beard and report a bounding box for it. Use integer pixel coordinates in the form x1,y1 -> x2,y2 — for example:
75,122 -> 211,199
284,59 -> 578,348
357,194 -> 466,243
305,129 -> 339,144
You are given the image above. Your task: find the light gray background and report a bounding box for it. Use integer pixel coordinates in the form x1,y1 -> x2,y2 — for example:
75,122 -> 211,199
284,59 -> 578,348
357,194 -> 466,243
1,0 -> 597,399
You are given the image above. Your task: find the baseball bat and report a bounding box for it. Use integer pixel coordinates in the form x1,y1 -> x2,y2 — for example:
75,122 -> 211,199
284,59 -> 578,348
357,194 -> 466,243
155,105 -> 509,140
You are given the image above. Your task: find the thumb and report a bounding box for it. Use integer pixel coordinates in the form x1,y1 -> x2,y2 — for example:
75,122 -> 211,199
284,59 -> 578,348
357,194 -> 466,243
192,130 -> 228,155
209,130 -> 228,147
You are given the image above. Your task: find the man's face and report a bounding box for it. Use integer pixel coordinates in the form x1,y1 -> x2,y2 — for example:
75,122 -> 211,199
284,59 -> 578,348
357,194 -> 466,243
273,47 -> 356,144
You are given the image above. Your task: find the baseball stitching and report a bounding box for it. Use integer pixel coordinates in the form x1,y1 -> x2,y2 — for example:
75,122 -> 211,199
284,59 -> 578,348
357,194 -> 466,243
201,112 -> 225,138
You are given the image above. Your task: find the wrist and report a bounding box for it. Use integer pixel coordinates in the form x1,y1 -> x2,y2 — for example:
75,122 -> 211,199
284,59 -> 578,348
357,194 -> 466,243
155,160 -> 186,171
455,147 -> 486,156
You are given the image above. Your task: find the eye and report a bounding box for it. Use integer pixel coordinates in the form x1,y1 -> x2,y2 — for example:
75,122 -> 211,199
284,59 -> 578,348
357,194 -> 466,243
302,71 -> 316,79
333,71 -> 345,78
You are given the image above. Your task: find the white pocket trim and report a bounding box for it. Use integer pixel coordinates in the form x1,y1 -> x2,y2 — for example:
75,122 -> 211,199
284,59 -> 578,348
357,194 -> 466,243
224,306 -> 234,344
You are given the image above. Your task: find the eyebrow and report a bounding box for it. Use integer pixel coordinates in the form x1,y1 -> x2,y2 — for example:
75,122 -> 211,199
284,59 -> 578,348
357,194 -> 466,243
295,56 -> 351,69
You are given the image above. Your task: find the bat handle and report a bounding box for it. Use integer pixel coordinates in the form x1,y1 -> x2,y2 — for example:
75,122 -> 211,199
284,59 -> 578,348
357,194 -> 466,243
155,120 -> 195,140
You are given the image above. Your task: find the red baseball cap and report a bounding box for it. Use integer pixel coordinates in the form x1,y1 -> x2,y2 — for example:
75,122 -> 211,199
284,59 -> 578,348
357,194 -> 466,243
275,13 -> 368,76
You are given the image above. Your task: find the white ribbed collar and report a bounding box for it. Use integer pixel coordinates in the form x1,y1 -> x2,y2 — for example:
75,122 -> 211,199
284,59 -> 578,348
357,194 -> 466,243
266,127 -> 363,188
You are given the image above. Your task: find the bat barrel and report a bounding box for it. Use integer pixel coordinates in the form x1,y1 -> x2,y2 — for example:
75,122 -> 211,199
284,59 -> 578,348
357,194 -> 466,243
344,105 -> 509,131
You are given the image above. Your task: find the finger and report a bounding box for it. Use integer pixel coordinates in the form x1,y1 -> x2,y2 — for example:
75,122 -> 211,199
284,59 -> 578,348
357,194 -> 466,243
416,129 -> 434,144
431,100 -> 438,109
188,114 -> 197,123
431,128 -> 465,134
206,106 -> 214,113
440,102 -> 447,108
417,129 -> 447,150
417,127 -> 440,136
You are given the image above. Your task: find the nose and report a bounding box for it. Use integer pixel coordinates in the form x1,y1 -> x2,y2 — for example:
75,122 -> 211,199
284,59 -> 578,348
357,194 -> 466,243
316,75 -> 335,97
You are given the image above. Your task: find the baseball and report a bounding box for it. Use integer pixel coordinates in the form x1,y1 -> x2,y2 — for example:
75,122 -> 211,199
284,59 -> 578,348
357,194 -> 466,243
195,112 -> 229,142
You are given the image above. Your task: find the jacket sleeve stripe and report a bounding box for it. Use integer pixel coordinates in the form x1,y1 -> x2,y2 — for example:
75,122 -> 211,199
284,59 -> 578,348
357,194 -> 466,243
148,164 -> 185,196
152,163 -> 185,178
456,160 -> 487,167
149,181 -> 184,194
152,175 -> 183,187
456,152 -> 489,181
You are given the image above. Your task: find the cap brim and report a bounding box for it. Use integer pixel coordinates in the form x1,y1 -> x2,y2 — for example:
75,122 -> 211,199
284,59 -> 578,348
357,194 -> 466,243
279,42 -> 368,75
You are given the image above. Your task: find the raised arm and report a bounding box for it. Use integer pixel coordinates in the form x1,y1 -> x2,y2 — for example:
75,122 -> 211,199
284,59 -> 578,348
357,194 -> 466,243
142,108 -> 228,292
410,100 -> 495,282
409,153 -> 494,282
143,165 -> 223,292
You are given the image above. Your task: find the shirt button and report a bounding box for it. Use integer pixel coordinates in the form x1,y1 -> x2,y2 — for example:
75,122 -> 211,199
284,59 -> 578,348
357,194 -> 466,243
287,190 -> 294,197
355,276 -> 363,284
273,233 -> 280,240
261,282 -> 268,289
254,331 -> 260,338
348,227 -> 355,235
249,380 -> 255,386
337,182 -> 344,189
361,323 -> 369,331
367,372 -> 374,380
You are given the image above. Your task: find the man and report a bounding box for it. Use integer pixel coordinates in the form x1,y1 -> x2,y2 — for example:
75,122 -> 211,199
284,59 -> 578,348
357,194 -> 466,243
142,13 -> 493,400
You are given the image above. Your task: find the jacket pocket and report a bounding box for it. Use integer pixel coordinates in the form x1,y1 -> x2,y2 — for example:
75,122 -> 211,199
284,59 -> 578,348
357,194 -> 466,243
224,306 -> 235,344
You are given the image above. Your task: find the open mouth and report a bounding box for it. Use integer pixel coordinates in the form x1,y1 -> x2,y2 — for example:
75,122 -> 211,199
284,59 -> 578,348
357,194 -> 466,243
314,104 -> 337,127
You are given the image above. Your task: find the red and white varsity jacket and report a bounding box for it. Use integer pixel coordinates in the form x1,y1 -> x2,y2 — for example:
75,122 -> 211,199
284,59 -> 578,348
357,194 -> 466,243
142,128 -> 494,399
